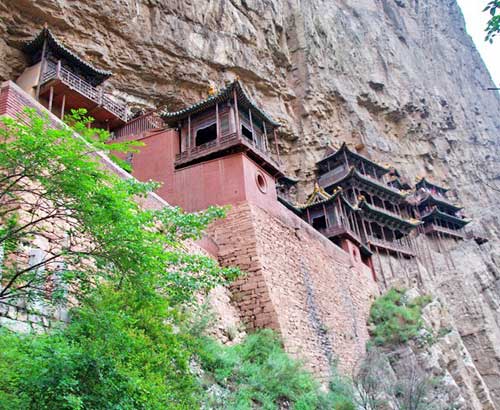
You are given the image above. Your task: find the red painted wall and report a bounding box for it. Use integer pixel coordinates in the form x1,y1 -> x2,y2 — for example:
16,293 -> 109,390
114,128 -> 279,213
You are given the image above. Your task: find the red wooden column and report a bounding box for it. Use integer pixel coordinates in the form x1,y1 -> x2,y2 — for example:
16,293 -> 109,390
60,94 -> 66,119
56,60 -> 61,78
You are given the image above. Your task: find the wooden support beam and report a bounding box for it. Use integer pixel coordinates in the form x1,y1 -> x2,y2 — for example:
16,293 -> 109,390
35,35 -> 48,100
188,114 -> 191,152
60,94 -> 66,119
233,89 -> 241,139
48,86 -> 54,112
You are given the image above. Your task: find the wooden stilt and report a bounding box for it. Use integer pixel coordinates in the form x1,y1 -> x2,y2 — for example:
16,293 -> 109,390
48,86 -> 54,112
60,94 -> 66,119
188,114 -> 191,151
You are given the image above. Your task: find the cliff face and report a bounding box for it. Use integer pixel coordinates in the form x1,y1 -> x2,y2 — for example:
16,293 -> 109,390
1,0 -> 500,407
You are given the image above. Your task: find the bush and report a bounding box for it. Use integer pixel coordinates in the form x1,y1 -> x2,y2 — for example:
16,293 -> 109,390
195,329 -> 355,410
368,289 -> 431,346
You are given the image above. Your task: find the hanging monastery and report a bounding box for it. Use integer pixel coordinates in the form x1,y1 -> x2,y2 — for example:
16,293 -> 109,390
0,27 -> 487,377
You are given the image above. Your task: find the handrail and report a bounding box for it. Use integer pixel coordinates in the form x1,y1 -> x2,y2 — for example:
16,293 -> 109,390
424,223 -> 465,238
114,112 -> 165,139
41,61 -> 128,121
367,235 -> 414,254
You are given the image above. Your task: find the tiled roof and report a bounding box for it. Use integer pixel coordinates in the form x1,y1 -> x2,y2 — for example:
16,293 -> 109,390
23,27 -> 111,86
161,80 -> 280,128
421,208 -> 470,227
317,142 -> 390,175
417,193 -> 462,212
415,177 -> 449,193
358,200 -> 421,229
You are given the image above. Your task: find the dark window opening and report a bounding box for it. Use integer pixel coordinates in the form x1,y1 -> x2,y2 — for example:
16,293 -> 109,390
241,124 -> 253,141
195,123 -> 217,146
312,215 -> 327,230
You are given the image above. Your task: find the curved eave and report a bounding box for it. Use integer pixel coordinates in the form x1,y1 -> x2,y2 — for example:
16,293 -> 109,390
317,143 -> 390,175
161,80 -> 280,128
421,209 -> 470,227
418,194 -> 462,212
337,168 -> 406,199
416,178 -> 449,193
358,201 -> 420,230
297,190 -> 355,211
23,28 -> 111,85
277,195 -> 302,216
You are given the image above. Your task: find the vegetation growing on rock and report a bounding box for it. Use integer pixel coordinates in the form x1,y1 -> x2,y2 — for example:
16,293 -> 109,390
368,288 -> 431,346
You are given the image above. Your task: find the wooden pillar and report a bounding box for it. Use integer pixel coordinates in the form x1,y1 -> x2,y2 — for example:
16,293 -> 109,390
249,108 -> 255,145
273,129 -> 281,163
233,88 -> 241,139
56,60 -> 61,78
188,114 -> 192,152
35,35 -> 48,100
323,204 -> 329,228
216,102 -> 220,145
343,149 -> 349,168
60,94 -> 66,119
306,208 -> 311,224
263,121 -> 268,151
48,86 -> 54,112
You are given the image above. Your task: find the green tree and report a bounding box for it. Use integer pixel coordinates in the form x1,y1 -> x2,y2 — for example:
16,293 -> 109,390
0,108 -> 237,304
484,1 -> 500,42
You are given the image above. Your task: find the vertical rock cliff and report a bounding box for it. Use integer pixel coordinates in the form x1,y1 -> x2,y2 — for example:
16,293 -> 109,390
1,0 -> 499,407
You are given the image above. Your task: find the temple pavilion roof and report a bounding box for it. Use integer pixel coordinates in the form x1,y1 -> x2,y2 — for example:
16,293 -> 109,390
420,208 -> 470,227
331,167 -> 407,200
287,184 -> 354,212
389,177 -> 412,191
357,200 -> 421,231
415,177 -> 449,193
23,27 -> 112,86
317,142 -> 390,175
417,193 -> 462,213
161,80 -> 280,129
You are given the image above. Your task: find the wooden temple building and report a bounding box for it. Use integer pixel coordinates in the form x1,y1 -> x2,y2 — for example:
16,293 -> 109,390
161,80 -> 283,178
413,177 -> 470,240
15,27 -> 129,130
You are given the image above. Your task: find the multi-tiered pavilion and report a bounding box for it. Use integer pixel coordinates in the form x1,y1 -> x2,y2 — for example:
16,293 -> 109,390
414,177 -> 470,240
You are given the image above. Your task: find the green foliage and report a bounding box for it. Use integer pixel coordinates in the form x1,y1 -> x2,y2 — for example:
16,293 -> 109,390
0,107 -> 355,409
195,330 -> 355,410
0,108 -> 237,303
109,153 -> 133,173
484,1 -> 500,43
368,289 -> 431,347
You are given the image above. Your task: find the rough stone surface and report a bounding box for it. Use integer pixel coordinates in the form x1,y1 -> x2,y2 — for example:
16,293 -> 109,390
1,0 -> 500,406
208,201 -> 378,379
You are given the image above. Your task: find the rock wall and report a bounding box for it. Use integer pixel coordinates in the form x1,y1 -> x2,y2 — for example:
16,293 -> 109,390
208,201 -> 378,379
1,0 -> 500,405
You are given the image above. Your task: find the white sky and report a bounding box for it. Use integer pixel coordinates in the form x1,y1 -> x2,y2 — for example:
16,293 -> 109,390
456,0 -> 500,88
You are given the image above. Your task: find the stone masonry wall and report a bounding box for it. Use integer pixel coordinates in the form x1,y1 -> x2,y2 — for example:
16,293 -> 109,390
208,201 -> 378,379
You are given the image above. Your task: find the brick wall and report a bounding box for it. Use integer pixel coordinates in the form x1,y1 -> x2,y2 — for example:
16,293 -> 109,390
208,201 -> 379,379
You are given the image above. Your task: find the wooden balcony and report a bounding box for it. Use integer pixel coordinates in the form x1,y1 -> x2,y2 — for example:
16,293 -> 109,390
113,112 -> 165,140
424,224 -> 465,240
39,61 -> 128,128
366,235 -> 415,257
175,132 -> 283,176
319,224 -> 362,245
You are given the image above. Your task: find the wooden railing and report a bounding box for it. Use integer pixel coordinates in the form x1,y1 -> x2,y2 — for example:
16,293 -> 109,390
366,202 -> 409,221
367,235 -> 415,256
113,111 -> 164,139
318,166 -> 349,187
424,224 -> 465,239
41,61 -> 129,121
174,132 -> 280,170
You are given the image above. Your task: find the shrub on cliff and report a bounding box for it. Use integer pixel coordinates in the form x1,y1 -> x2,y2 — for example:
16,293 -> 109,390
196,329 -> 355,409
368,289 -> 431,346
